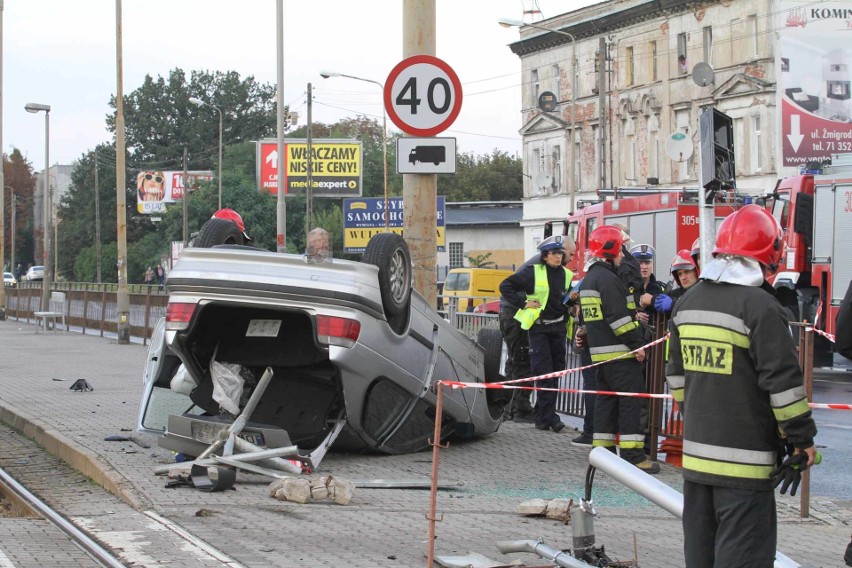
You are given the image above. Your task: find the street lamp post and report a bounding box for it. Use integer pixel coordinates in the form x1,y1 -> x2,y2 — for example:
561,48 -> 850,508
189,97 -> 223,210
24,102 -> 51,312
499,18 -> 577,212
319,70 -> 389,230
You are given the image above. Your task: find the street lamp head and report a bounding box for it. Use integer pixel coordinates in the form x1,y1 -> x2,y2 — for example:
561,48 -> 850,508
25,102 -> 51,114
319,70 -> 339,79
188,97 -> 205,107
498,17 -> 524,28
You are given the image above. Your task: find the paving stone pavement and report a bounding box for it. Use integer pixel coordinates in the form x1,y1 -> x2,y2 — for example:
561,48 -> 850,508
0,319 -> 850,568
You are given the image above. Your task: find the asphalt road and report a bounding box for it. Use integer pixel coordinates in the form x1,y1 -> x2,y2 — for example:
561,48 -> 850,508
810,364 -> 852,500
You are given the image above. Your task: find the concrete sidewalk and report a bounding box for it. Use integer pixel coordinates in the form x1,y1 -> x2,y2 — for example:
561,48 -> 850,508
0,319 -> 850,567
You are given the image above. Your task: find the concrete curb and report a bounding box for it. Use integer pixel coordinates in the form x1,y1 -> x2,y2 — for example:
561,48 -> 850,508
0,399 -> 151,512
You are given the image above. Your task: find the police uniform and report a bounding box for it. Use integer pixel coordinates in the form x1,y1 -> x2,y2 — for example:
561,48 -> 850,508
667,272 -> 816,566
579,259 -> 649,465
500,238 -> 573,431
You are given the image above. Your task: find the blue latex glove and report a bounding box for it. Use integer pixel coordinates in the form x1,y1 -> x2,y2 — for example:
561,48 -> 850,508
654,294 -> 673,313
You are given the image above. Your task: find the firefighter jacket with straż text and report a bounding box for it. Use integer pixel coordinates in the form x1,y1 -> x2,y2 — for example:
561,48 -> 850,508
578,260 -> 645,362
500,263 -> 573,330
665,280 -> 817,491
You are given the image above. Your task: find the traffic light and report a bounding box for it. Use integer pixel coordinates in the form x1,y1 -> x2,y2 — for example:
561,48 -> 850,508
699,108 -> 735,191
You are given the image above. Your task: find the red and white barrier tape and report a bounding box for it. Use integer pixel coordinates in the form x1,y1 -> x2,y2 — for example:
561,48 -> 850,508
496,333 -> 672,388
436,380 -> 851,410
810,326 -> 836,343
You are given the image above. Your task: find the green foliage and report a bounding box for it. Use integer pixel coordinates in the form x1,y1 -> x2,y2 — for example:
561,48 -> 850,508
106,69 -> 279,170
74,242 -> 117,283
3,148 -> 38,267
467,252 -> 496,268
437,149 -> 523,202
56,67 -> 523,284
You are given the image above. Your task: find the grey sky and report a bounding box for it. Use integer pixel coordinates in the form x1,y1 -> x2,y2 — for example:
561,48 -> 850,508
4,0 -> 591,172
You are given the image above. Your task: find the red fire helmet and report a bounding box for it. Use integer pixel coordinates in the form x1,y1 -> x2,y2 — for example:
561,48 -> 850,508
713,204 -> 783,271
212,208 -> 252,242
588,225 -> 625,259
670,249 -> 697,286
690,238 -> 700,259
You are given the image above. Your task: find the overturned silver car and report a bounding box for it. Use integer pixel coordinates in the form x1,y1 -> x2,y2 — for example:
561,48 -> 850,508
138,231 -> 507,467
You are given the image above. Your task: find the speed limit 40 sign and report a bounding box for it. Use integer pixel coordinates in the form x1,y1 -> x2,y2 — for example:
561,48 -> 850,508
384,55 -> 463,137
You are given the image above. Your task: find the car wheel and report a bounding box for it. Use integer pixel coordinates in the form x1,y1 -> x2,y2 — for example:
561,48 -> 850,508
194,218 -> 244,248
363,233 -> 412,321
477,328 -> 511,419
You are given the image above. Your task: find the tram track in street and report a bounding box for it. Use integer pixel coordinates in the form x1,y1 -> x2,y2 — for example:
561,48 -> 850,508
0,465 -> 129,568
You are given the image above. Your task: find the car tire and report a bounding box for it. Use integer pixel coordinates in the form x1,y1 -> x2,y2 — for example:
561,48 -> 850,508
194,218 -> 244,248
363,233 -> 412,321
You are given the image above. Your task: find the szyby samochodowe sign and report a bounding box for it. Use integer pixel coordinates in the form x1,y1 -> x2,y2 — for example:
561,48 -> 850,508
343,196 -> 445,253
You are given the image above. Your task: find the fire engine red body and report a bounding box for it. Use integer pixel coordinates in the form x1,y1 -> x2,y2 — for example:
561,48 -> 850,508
770,155 -> 852,361
544,189 -> 738,280
542,153 -> 852,363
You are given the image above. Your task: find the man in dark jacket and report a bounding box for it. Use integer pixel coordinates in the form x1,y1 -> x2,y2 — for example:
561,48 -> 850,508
666,205 -> 817,567
500,235 -> 576,432
836,281 -> 852,566
579,225 -> 659,473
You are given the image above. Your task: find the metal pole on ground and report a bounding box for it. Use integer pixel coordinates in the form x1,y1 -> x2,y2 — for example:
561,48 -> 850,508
426,382 -> 447,567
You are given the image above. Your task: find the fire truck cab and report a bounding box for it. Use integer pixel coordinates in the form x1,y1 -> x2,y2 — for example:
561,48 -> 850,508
544,187 -> 739,283
769,153 -> 852,363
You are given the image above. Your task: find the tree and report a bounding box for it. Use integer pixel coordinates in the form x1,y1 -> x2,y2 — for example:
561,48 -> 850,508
3,149 -> 38,268
437,149 -> 523,202
467,252 -> 496,268
106,69 -> 280,171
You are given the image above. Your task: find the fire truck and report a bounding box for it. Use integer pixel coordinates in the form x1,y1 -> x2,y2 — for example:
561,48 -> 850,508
769,153 -> 852,364
543,187 -> 741,280
543,153 -> 852,363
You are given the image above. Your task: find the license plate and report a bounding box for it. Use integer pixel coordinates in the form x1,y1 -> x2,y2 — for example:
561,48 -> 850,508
238,432 -> 265,446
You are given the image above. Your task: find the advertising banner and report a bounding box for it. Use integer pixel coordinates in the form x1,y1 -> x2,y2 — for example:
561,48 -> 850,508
777,2 -> 852,167
136,170 -> 214,214
256,139 -> 362,197
343,196 -> 445,253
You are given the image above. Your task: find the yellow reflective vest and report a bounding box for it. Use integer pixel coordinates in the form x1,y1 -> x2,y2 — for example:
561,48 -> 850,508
514,264 -> 573,330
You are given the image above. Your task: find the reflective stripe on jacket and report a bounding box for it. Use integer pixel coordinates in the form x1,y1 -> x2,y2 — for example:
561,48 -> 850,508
579,261 -> 645,362
514,264 -> 573,330
665,280 -> 817,490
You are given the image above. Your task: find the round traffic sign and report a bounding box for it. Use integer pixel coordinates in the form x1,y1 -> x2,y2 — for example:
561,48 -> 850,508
384,55 -> 463,137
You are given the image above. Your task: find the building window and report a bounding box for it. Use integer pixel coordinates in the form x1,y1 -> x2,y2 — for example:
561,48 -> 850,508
677,33 -> 688,75
531,69 -> 540,107
675,109 -> 692,181
703,26 -> 713,65
551,64 -> 560,99
552,145 -> 562,193
626,46 -> 634,86
649,41 -> 658,82
629,137 -> 637,182
594,51 -> 600,73
575,139 -> 582,191
748,15 -> 758,57
751,115 -> 762,173
648,131 -> 659,180
449,242 -> 464,268
592,125 -> 600,187
734,117 -> 744,177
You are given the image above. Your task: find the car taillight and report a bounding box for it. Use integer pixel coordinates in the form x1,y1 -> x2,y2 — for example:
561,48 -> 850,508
166,302 -> 197,331
316,315 -> 360,348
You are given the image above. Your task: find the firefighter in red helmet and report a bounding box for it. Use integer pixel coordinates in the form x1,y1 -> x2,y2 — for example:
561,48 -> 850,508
653,250 -> 699,314
665,205 -> 817,567
578,225 -> 660,473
